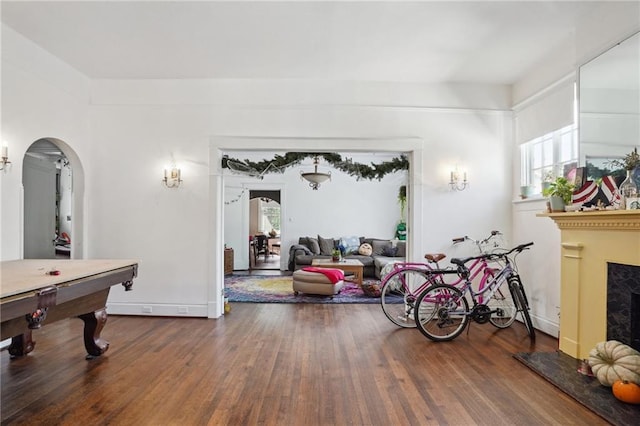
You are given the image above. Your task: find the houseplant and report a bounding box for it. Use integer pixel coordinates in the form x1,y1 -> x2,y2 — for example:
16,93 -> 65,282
608,147 -> 640,171
396,185 -> 407,240
541,170 -> 555,193
331,248 -> 341,262
398,185 -> 407,220
542,176 -> 575,212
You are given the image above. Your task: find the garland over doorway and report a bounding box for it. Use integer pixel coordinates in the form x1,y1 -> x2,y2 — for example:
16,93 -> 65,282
222,152 -> 408,181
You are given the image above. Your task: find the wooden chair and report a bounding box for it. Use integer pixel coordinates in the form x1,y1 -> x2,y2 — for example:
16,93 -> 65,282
254,235 -> 269,263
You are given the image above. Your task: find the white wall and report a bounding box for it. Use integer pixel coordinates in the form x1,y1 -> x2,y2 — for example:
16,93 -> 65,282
88,92 -> 512,318
1,25 -> 91,261
87,104 -> 212,316
224,185 -> 248,269
512,199 -> 562,336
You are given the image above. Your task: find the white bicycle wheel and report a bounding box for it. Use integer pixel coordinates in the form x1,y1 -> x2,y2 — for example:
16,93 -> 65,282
380,268 -> 434,328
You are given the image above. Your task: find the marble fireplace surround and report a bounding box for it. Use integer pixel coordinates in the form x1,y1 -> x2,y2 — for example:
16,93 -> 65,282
543,210 -> 640,359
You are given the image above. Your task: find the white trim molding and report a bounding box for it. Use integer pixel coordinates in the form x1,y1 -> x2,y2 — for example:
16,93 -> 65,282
208,135 -> 426,318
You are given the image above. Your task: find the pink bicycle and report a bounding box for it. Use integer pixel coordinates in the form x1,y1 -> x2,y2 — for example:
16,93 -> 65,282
379,231 -> 513,328
414,242 -> 535,341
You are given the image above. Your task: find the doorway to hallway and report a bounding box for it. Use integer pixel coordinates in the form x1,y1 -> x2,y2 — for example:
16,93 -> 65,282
249,190 -> 281,271
23,139 -> 73,259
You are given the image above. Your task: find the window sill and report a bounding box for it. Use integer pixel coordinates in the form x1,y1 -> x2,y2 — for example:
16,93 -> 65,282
512,196 -> 547,204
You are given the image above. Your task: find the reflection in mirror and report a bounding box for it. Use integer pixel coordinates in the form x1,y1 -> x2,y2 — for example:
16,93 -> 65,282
580,31 -> 640,183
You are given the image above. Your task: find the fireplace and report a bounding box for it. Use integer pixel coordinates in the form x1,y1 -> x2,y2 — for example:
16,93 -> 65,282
542,210 -> 640,359
607,262 -> 640,351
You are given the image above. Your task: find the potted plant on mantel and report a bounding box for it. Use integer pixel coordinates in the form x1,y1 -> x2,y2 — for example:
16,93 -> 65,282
608,147 -> 640,173
542,176 -> 575,212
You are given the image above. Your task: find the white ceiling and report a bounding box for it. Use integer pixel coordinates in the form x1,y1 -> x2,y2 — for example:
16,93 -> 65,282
0,1 -> 605,85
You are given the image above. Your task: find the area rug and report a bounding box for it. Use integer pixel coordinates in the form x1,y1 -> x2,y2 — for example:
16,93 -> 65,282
513,351 -> 640,425
224,275 -> 381,304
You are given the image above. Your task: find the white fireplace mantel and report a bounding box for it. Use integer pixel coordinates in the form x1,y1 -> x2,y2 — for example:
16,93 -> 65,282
541,210 -> 640,359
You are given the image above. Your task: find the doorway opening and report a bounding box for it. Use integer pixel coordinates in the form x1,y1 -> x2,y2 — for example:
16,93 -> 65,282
22,138 -> 85,260
212,136 -> 423,319
249,190 -> 281,271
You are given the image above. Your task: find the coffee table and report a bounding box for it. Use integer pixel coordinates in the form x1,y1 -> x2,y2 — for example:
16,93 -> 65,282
311,258 -> 364,286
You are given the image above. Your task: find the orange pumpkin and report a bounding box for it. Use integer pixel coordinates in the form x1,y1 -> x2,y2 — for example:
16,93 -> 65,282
612,380 -> 640,404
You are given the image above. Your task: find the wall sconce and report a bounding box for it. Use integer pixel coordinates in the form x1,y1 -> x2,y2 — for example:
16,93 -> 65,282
163,166 -> 182,188
1,143 -> 11,171
449,168 -> 468,191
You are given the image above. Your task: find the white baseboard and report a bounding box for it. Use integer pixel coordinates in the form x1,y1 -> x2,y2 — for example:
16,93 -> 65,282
106,303 -> 208,317
530,314 -> 559,338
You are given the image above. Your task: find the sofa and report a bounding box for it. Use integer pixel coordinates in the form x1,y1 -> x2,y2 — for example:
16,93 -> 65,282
287,235 -> 406,279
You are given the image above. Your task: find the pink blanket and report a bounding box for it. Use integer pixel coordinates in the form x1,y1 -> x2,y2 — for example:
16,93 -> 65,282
302,267 -> 344,284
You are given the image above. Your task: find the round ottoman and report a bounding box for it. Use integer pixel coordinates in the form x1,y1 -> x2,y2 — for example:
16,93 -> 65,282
292,269 -> 344,296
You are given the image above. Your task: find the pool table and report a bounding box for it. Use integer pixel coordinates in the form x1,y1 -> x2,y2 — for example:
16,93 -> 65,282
1,259 -> 137,359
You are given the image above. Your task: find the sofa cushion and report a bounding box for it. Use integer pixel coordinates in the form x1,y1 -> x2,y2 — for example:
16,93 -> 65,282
382,245 -> 398,257
345,254 -> 375,266
294,254 -> 315,266
396,241 -> 406,257
375,257 -> 404,279
371,239 -> 392,256
298,237 -> 320,254
318,235 -> 335,255
295,254 -> 333,267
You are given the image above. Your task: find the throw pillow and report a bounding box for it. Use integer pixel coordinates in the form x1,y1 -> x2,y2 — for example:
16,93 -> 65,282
340,236 -> 361,254
382,245 -> 398,257
358,243 -> 373,256
298,237 -> 320,254
396,241 -> 406,257
371,239 -> 391,256
318,235 -> 335,255
309,237 -> 320,254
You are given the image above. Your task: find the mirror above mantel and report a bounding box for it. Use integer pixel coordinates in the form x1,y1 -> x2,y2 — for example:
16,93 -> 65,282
579,31 -> 640,181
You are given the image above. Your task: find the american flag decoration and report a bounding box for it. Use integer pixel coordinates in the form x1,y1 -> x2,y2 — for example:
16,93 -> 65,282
572,181 -> 598,206
571,176 -> 620,208
600,175 -> 621,208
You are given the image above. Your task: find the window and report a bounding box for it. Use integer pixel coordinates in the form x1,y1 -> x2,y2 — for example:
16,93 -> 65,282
520,123 -> 578,195
260,200 -> 280,234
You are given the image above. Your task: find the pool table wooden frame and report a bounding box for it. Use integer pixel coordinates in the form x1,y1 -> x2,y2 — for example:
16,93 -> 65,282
1,259 -> 138,359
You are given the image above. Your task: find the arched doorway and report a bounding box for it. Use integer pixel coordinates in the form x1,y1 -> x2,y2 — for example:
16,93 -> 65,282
22,138 -> 85,259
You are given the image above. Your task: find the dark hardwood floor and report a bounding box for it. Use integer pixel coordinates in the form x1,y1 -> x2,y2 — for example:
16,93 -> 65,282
2,303 -> 607,425
250,252 -> 282,272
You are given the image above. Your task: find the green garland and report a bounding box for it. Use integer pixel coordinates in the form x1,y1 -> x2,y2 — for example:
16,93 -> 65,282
222,152 -> 408,181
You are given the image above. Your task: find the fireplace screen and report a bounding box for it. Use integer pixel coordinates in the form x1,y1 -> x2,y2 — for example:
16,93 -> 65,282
607,262 -> 640,351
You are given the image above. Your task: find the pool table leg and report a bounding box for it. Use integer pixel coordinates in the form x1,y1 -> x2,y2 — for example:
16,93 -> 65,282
8,331 -> 35,358
78,308 -> 109,359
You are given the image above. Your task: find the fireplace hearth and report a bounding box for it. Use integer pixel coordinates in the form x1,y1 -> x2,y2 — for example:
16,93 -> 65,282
607,262 -> 640,351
